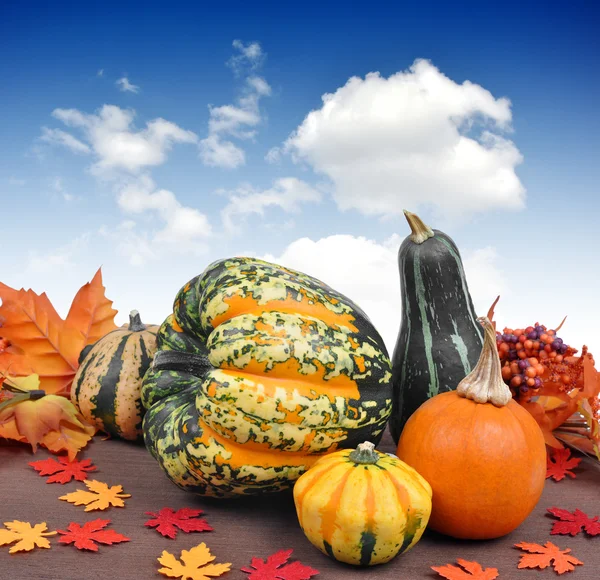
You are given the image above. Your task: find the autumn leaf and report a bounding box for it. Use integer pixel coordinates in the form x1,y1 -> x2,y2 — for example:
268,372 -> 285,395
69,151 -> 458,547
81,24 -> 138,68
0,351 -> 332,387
145,507 -> 213,539
59,479 -> 131,511
29,456 -> 97,484
547,507 -> 600,536
515,541 -> 583,574
157,542 -> 231,580
241,549 -> 319,580
431,559 -> 498,580
546,448 -> 582,481
0,375 -> 96,460
0,520 -> 57,554
0,269 -> 118,396
57,519 -> 129,551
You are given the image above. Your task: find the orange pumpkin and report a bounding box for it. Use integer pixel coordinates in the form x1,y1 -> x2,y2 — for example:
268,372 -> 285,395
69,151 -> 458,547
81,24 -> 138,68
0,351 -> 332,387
396,316 -> 546,540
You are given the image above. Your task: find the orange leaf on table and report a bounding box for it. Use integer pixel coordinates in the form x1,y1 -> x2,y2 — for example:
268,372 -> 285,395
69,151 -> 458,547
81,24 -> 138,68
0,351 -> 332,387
0,269 -> 118,396
432,559 -> 498,580
515,541 -> 583,574
0,375 -> 96,459
157,542 -> 231,580
0,520 -> 57,554
59,479 -> 131,511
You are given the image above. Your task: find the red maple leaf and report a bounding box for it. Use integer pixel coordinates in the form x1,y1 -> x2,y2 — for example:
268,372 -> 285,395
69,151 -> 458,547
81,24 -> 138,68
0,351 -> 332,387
29,457 -> 97,484
547,507 -> 600,536
144,507 -> 213,539
546,448 -> 581,481
57,519 -> 129,551
241,549 -> 319,580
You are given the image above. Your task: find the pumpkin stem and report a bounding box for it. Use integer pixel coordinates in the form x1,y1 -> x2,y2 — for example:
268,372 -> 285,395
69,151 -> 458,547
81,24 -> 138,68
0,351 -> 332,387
457,316 -> 512,407
348,441 -> 380,464
403,210 -> 435,244
128,310 -> 146,332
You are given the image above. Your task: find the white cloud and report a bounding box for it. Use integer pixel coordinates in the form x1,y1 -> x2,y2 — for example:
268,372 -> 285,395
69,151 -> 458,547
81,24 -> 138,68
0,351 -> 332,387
227,39 -> 265,74
97,69 -> 104,77
113,174 -> 211,263
260,232 -> 508,355
27,233 -> 91,273
221,177 -> 321,233
40,127 -> 91,154
41,105 -> 210,262
116,76 -> 140,93
199,135 -> 246,169
279,58 -> 525,219
200,43 -> 271,169
49,105 -> 197,175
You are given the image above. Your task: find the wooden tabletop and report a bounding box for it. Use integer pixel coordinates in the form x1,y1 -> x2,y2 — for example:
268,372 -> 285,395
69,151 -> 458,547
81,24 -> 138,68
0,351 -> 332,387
1,429 -> 599,579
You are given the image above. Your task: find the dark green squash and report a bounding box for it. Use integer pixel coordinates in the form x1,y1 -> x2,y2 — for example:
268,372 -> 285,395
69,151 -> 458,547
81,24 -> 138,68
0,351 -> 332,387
390,211 -> 484,444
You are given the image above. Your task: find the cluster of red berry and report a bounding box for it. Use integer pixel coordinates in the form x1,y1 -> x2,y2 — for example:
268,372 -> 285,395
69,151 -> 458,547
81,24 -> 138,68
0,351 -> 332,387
496,324 -> 571,397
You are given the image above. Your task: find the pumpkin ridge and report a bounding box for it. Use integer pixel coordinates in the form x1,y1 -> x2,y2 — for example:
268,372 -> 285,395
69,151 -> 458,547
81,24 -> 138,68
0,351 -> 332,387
319,469 -> 353,555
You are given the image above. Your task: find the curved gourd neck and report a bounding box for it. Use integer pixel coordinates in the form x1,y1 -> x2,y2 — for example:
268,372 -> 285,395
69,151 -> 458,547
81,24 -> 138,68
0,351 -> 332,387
403,210 -> 434,244
349,441 -> 380,464
128,310 -> 146,332
457,316 -> 512,407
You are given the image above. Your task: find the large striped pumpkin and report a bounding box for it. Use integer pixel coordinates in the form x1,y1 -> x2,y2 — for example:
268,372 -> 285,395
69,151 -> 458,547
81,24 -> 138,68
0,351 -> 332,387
293,441 -> 432,565
71,310 -> 158,441
141,257 -> 393,497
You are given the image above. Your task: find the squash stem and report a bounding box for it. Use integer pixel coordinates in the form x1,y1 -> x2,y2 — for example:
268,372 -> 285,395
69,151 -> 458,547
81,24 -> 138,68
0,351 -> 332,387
403,210 -> 435,244
349,441 -> 380,464
456,316 -> 512,407
128,310 -> 146,332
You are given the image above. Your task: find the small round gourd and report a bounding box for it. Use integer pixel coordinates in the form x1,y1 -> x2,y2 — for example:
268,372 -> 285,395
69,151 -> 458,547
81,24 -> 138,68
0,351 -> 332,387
396,317 -> 547,540
71,310 -> 158,441
293,441 -> 432,566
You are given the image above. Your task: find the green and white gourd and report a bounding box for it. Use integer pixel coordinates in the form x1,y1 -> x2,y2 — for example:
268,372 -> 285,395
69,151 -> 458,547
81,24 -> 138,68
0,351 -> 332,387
390,211 -> 484,443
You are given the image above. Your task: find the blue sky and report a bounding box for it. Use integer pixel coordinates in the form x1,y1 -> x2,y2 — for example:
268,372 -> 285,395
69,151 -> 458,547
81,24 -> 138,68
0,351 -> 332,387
1,1 -> 599,355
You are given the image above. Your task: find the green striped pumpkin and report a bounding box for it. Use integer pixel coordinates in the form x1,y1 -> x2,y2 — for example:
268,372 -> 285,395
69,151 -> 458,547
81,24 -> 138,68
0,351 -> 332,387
142,257 -> 393,497
390,211 -> 484,443
72,310 -> 159,441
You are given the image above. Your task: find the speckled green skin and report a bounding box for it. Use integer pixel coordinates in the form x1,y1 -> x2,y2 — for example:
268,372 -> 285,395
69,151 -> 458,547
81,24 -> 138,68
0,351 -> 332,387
142,257 -> 392,497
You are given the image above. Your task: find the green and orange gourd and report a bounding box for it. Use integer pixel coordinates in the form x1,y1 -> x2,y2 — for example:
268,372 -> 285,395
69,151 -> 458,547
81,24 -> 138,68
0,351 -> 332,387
71,310 -> 158,441
293,441 -> 432,566
141,257 -> 393,497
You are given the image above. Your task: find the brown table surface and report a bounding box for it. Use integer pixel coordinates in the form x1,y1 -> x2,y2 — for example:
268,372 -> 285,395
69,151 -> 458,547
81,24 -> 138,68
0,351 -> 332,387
1,429 -> 599,579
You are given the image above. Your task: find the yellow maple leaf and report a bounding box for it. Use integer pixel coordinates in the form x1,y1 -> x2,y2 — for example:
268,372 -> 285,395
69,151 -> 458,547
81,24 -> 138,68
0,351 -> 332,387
0,374 -> 96,460
158,542 -> 231,580
59,480 -> 131,511
0,521 -> 57,554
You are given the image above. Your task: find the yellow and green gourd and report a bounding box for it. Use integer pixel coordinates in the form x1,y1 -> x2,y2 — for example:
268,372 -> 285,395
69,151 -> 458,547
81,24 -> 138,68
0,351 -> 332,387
293,441 -> 432,566
141,257 -> 393,497
71,310 -> 158,441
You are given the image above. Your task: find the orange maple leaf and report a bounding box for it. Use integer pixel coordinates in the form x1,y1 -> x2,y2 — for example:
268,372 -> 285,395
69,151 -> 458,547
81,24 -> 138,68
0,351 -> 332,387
0,375 -> 96,459
515,541 -> 583,574
432,559 -> 498,579
0,269 -> 117,396
59,480 -> 131,511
